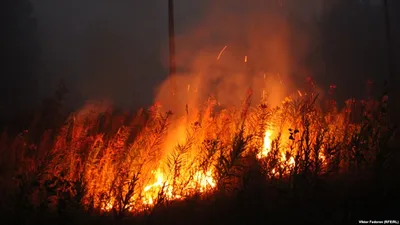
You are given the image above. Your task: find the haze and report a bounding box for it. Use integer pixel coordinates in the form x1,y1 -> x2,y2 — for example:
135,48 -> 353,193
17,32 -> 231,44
2,0 -> 399,118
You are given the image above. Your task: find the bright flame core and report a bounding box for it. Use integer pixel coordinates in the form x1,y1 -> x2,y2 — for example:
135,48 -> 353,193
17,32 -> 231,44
141,169 -> 216,206
257,130 -> 272,159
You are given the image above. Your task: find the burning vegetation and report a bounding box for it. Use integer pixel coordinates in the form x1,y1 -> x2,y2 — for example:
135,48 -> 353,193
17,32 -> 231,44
0,72 -> 397,224
2,1 -> 399,224
0,3 -> 398,222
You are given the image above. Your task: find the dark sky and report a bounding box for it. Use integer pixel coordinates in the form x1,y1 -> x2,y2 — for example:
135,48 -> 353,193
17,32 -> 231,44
9,0 -> 399,113
31,0 -> 208,108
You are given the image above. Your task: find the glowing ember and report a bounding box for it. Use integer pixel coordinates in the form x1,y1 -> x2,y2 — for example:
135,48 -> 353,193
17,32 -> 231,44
297,90 -> 303,97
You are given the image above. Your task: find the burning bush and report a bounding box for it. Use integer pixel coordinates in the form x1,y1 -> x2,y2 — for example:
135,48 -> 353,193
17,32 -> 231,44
0,75 -> 396,223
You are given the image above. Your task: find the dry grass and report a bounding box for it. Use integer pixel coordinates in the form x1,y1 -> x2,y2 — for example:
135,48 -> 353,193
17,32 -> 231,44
0,80 -> 398,224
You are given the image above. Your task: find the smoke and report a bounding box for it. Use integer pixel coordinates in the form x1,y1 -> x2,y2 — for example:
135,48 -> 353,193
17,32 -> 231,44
155,0 -> 321,115
31,0 -> 393,116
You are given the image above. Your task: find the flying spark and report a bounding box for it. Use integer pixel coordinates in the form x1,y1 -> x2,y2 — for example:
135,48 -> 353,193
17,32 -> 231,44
217,46 -> 228,60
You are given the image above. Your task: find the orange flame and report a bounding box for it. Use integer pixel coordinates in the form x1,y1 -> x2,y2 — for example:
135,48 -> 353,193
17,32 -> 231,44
140,168 -> 216,206
257,130 -> 272,159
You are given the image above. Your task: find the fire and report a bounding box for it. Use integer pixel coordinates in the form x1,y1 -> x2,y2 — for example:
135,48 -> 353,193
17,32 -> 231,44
257,129 -> 296,174
140,168 -> 216,206
319,151 -> 326,163
24,54 -> 361,214
281,152 -> 295,167
256,129 -> 326,171
101,198 -> 115,211
257,130 -> 272,159
193,169 -> 216,192
6,83 -> 375,214
1,0 -> 391,217
54,93 -> 336,213
142,169 -> 172,205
